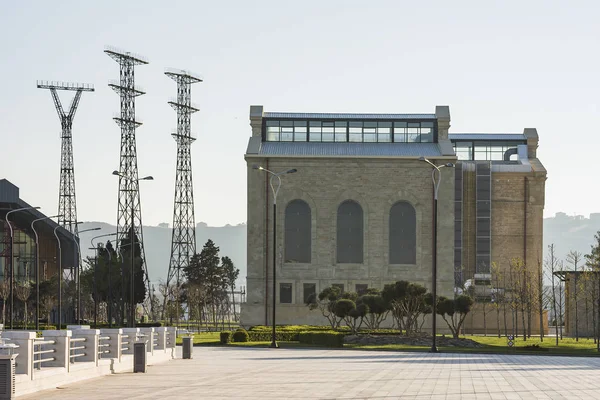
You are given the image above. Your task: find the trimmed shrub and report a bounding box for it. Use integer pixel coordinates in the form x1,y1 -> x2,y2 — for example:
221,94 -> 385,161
247,331 -> 299,342
298,331 -> 345,348
249,325 -> 347,332
220,331 -> 232,344
232,329 -> 249,343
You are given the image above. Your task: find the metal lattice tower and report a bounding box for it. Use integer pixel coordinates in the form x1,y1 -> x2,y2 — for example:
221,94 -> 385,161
104,47 -> 153,316
165,69 -> 202,294
37,81 -> 94,237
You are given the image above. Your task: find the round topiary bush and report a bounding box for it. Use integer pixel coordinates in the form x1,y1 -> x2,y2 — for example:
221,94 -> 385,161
232,328 -> 249,343
220,331 -> 232,344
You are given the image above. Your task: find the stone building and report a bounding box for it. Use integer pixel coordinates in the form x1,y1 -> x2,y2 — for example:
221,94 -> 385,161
241,105 -> 546,331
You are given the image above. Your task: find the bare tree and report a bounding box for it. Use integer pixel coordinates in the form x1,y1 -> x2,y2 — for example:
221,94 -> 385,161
566,250 -> 582,341
15,282 -> 31,328
536,258 -> 546,341
491,262 -> 503,338
546,244 -> 560,346
0,280 -> 9,325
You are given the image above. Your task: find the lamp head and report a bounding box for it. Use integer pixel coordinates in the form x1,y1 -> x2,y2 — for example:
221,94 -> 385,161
112,170 -> 121,176
445,163 -> 455,168
141,176 -> 154,181
418,157 -> 427,162
286,169 -> 297,174
252,165 -> 262,170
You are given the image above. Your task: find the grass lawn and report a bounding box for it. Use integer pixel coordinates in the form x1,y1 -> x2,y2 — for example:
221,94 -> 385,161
346,335 -> 600,356
176,332 -> 600,356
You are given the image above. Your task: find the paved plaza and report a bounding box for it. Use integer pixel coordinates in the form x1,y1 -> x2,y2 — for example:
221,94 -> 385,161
23,347 -> 600,399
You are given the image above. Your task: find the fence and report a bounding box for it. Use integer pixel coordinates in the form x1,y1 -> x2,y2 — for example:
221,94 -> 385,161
1,327 -> 177,397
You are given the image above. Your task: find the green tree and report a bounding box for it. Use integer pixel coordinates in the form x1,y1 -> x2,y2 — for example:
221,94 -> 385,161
437,294 -> 474,339
358,291 -> 388,330
185,240 -> 226,327
222,256 -> 240,323
306,285 -> 342,329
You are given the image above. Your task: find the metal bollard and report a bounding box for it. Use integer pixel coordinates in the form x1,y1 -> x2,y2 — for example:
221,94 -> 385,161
182,336 -> 193,359
133,342 -> 147,373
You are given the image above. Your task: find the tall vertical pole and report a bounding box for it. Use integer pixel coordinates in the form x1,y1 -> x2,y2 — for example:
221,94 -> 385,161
53,227 -> 63,329
9,227 -> 13,329
108,251 -> 113,328
431,189 -> 438,353
94,248 -> 98,328
131,202 -> 135,328
271,201 -> 277,348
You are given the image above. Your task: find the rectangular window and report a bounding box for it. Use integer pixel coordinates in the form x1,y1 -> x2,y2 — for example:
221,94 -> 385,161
303,283 -> 316,304
281,123 -> 294,142
335,121 -> 347,142
309,121 -> 321,142
266,120 -> 280,141
393,122 -> 407,142
377,122 -> 391,142
280,283 -> 292,304
294,121 -> 307,142
322,122 -> 334,142
355,284 -> 368,295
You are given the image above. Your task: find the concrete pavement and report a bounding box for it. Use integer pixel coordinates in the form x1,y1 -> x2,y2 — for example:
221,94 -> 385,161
21,347 -> 600,399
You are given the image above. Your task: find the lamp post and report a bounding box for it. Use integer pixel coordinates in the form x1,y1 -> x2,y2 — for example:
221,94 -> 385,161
31,214 -> 61,331
52,226 -> 65,329
419,157 -> 454,353
6,206 -> 40,329
90,233 -> 117,328
252,165 -> 297,348
112,170 -> 153,328
72,227 -> 101,323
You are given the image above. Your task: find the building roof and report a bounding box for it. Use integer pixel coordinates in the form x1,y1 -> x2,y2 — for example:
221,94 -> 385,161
0,178 -> 71,239
263,112 -> 436,120
449,133 -> 526,141
256,142 -> 444,158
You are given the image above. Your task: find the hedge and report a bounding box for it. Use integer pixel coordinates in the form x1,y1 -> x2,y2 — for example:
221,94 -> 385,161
220,331 -> 232,344
247,330 -> 299,342
298,331 -> 345,348
249,325 -> 348,332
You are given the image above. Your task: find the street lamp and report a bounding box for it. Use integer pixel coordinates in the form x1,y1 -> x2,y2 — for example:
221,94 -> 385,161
419,157 -> 454,353
252,165 -> 297,348
91,233 -> 117,328
6,206 -> 40,329
112,170 -> 153,328
31,214 -> 61,331
72,227 -> 101,323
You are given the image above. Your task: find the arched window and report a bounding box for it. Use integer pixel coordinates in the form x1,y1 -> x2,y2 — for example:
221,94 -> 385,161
284,200 -> 311,263
389,201 -> 416,264
337,200 -> 363,263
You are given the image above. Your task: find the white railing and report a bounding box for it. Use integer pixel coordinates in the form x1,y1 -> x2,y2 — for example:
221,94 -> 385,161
98,336 -> 110,358
69,337 -> 86,363
121,334 -> 130,352
33,339 -> 56,369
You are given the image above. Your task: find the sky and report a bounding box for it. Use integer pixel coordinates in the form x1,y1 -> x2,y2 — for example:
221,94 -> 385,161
1,0 -> 599,227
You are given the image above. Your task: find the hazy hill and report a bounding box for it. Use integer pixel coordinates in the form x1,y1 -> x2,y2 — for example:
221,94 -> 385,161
543,212 -> 600,263
76,211 -> 600,290
78,221 -> 246,288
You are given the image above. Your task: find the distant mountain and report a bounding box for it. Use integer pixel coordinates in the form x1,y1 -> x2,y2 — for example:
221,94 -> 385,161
543,212 -> 600,263
76,212 -> 600,290
78,222 -> 246,288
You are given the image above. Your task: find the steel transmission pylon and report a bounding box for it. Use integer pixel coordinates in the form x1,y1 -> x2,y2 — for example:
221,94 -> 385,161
104,47 -> 155,319
165,69 -> 202,314
37,80 -> 94,281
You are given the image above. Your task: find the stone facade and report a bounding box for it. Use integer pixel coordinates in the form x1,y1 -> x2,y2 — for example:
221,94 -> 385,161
241,105 -> 547,333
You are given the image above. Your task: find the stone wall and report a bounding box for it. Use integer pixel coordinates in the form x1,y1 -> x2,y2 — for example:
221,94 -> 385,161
242,157 -> 455,328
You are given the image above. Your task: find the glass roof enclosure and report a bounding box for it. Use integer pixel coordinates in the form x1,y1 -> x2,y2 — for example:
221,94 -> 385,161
452,140 -> 527,161
263,118 -> 438,144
